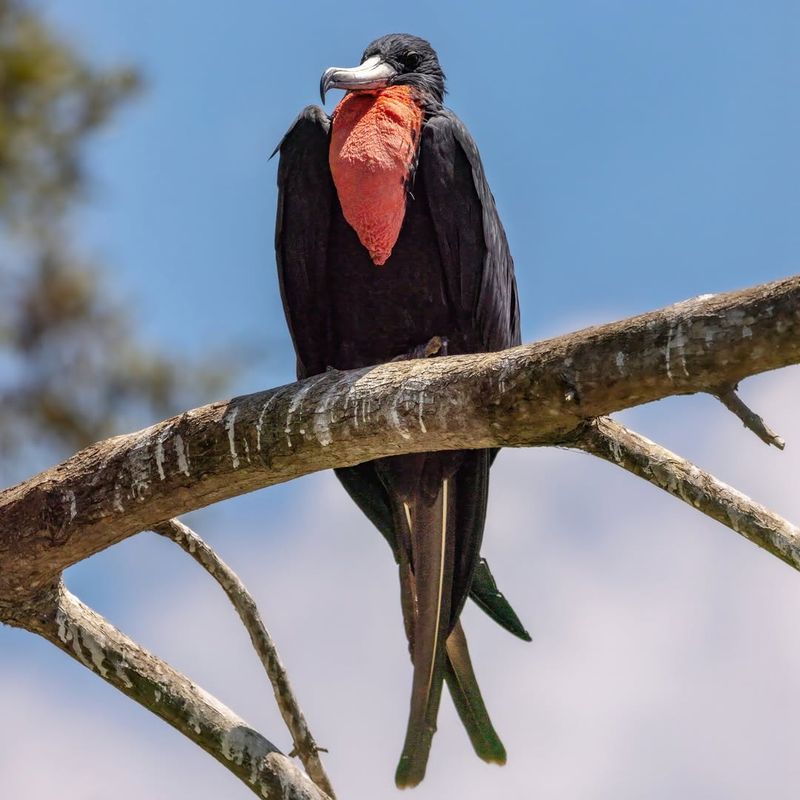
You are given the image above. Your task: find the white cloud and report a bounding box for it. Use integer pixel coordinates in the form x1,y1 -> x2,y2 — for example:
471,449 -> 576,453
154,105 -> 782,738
2,369 -> 800,798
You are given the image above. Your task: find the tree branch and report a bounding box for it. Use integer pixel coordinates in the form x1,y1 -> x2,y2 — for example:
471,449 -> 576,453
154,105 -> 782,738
153,519 -> 336,799
2,273 -> 799,799
1,274 -> 798,601
4,581 -> 329,800
571,417 -> 800,569
713,384 -> 786,449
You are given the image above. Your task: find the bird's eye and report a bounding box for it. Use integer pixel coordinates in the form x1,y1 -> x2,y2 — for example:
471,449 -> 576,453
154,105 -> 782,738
403,51 -> 422,70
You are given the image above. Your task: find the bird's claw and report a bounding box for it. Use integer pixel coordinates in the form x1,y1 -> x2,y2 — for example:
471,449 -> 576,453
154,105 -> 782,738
392,336 -> 449,362
422,335 -> 448,358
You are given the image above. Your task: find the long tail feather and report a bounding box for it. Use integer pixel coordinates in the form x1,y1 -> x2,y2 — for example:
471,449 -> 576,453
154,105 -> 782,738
395,481 -> 454,788
334,462 -> 532,640
444,622 -> 506,764
390,452 -> 507,787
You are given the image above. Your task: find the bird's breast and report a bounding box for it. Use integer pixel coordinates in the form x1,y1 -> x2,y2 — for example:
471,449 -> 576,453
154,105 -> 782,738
329,86 -> 423,266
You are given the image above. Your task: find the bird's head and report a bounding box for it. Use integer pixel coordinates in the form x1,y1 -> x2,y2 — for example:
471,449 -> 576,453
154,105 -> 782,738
320,34 -> 445,108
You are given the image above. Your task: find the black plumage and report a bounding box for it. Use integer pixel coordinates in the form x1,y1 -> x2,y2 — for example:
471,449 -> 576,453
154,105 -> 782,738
274,34 -> 525,787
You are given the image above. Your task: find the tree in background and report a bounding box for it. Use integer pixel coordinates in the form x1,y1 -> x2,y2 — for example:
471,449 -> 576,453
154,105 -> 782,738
0,0 -> 223,464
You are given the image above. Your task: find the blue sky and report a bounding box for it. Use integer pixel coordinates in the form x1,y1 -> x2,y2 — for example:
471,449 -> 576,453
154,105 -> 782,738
3,2 -> 800,798
40,0 -> 800,381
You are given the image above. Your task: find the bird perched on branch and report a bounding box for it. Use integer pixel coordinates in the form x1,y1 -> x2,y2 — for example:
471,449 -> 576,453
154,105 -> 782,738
274,33 -> 526,788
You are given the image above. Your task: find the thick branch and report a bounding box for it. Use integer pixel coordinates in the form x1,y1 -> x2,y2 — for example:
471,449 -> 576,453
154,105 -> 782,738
153,519 -> 335,799
1,274 -> 798,599
7,582 -> 329,800
572,417 -> 800,569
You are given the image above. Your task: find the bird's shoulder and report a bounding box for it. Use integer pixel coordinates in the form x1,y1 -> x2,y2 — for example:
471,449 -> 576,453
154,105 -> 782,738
422,108 -> 480,158
271,105 -> 330,159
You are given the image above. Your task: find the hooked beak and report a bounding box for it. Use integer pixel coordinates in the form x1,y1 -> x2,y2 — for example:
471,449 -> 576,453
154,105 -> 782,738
319,55 -> 397,103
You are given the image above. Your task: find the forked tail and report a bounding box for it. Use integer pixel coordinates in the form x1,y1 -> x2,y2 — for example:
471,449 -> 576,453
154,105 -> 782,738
394,475 -> 505,787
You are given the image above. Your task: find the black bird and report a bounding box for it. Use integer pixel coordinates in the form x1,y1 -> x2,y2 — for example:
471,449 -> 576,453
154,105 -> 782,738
274,33 -> 526,788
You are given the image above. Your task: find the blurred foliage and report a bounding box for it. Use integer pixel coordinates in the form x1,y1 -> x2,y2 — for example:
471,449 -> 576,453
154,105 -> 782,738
0,0 -> 227,465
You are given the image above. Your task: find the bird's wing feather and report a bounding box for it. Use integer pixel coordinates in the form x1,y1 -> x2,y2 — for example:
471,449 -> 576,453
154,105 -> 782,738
419,109 -> 521,353
274,105 -> 335,379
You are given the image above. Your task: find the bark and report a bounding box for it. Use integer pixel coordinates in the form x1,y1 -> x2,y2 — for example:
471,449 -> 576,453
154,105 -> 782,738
1,274 -> 797,602
153,519 -> 336,798
2,581 -> 329,800
570,417 -> 800,569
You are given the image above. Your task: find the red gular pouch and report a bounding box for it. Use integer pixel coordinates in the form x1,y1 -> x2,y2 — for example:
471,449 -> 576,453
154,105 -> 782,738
329,85 -> 424,266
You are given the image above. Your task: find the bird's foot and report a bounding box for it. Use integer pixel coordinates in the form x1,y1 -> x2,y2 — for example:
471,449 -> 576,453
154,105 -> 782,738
392,336 -> 449,362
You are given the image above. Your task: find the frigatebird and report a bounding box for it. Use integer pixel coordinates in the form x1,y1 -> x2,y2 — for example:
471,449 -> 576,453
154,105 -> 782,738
274,33 -> 526,787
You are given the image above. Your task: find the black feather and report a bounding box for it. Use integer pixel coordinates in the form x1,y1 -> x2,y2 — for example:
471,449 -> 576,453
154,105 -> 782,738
274,40 -> 523,783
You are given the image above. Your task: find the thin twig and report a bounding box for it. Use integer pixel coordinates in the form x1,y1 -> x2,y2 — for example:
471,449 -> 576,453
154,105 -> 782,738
713,383 -> 786,449
20,580 -> 328,800
571,416 -> 800,571
153,518 -> 335,799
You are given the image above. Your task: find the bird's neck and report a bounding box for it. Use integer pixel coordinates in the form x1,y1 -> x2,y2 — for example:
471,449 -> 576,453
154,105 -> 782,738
329,86 -> 423,266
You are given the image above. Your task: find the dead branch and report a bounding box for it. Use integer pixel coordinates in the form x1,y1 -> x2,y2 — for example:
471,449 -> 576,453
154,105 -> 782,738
713,384 -> 786,449
3,580 -> 329,800
1,274 -> 797,602
153,519 -> 335,798
571,417 -> 800,569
